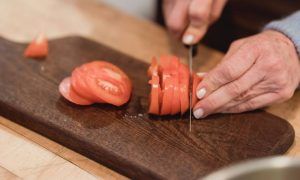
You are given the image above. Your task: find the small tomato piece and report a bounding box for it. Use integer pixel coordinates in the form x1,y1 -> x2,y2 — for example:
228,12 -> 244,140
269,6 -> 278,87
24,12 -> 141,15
24,33 -> 48,58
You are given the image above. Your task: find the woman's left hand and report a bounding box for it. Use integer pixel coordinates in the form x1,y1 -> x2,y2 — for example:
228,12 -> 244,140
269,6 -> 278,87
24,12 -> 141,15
193,30 -> 300,118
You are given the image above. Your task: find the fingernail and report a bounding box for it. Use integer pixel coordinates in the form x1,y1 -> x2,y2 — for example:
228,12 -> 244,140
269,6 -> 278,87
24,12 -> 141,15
197,88 -> 206,99
183,34 -> 194,45
196,72 -> 206,78
193,108 -> 204,119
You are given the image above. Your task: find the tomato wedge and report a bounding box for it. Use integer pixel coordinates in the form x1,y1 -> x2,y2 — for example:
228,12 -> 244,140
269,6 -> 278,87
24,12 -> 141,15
59,77 -> 93,105
148,75 -> 162,114
24,33 -> 48,58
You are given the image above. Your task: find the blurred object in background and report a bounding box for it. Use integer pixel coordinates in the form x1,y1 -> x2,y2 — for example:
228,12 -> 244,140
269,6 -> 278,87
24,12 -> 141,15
203,0 -> 300,52
101,0 -> 157,20
101,0 -> 300,53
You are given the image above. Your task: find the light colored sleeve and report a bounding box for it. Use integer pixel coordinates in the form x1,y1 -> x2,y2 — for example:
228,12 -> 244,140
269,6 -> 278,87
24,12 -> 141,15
264,11 -> 300,56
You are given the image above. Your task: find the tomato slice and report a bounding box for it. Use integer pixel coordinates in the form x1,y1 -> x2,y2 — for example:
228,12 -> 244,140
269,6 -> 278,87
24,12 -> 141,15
192,74 -> 203,107
82,61 -> 132,106
179,64 -> 190,114
170,58 -> 180,115
148,75 -> 162,114
24,33 -> 48,58
160,77 -> 174,115
59,77 -> 93,105
71,67 -> 104,102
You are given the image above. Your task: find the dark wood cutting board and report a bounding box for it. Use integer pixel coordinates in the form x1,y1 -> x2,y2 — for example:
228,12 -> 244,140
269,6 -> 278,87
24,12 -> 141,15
0,36 -> 294,179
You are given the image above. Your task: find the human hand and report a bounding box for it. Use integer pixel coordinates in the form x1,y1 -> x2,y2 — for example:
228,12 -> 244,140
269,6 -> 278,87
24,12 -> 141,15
193,30 -> 300,118
163,0 -> 227,45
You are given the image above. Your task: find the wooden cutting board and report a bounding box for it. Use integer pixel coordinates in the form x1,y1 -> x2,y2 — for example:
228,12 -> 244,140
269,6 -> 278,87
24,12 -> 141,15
0,36 -> 295,179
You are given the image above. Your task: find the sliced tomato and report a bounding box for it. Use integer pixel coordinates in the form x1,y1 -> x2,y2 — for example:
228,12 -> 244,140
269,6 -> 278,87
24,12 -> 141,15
24,33 -> 48,58
179,64 -> 190,114
192,74 -> 203,107
59,77 -> 93,105
170,58 -> 180,115
148,75 -> 162,114
82,61 -> 132,106
160,77 -> 174,115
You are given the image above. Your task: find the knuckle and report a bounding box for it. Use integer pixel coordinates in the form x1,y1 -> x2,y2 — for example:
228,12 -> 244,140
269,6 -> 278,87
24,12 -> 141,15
189,8 -> 210,22
206,72 -> 224,89
166,20 -> 182,32
226,82 -> 243,97
204,97 -> 219,112
219,63 -> 236,81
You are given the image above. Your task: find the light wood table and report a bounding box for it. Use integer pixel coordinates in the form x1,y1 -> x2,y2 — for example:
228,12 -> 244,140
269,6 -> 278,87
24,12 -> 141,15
0,0 -> 299,179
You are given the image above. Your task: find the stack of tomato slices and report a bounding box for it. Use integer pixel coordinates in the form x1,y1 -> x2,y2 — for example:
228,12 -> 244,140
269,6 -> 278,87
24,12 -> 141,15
59,61 -> 132,106
148,55 -> 202,115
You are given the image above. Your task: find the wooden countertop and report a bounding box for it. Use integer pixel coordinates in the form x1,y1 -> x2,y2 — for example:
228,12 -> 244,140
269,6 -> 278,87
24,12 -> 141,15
0,0 -> 299,179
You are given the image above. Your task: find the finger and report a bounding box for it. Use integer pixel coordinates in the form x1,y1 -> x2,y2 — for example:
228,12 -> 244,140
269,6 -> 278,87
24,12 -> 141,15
216,83 -> 270,112
221,39 -> 247,62
193,63 -> 264,119
210,0 -> 227,23
196,43 -> 258,100
164,0 -> 190,38
220,93 -> 279,113
182,0 -> 213,45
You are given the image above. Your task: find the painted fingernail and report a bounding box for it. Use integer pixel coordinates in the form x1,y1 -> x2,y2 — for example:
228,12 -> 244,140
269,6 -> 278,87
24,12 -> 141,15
193,108 -> 204,119
197,88 -> 206,99
183,34 -> 194,45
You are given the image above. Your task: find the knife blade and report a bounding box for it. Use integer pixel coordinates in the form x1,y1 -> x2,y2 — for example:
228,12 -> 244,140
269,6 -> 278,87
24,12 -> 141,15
188,45 -> 197,132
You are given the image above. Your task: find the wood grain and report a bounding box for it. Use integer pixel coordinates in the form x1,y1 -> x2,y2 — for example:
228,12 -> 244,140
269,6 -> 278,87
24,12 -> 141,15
0,36 -> 294,179
0,0 -> 300,179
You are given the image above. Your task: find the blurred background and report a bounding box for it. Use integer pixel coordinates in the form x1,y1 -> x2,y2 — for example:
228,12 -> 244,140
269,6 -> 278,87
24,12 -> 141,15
104,0 -> 300,52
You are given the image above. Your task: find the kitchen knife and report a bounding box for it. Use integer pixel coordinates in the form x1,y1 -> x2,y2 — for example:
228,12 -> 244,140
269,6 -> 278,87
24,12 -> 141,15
188,45 -> 198,132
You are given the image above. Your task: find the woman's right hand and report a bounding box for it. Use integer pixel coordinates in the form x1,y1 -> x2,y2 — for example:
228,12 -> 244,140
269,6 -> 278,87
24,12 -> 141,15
163,0 -> 227,45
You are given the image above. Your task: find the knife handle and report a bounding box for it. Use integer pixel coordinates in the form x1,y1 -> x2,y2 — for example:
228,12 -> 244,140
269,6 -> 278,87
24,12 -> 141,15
185,44 -> 198,57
